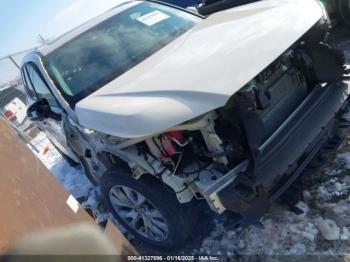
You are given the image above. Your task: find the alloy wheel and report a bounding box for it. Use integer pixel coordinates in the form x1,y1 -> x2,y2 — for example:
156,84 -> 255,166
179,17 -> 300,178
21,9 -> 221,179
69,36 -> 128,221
109,186 -> 169,241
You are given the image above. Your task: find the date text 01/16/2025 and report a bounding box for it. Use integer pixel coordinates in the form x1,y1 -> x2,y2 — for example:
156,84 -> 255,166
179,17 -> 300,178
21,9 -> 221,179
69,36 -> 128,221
127,256 -> 220,261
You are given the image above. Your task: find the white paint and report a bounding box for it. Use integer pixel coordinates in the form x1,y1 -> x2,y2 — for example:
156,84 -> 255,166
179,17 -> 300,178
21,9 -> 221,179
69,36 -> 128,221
75,0 -> 323,138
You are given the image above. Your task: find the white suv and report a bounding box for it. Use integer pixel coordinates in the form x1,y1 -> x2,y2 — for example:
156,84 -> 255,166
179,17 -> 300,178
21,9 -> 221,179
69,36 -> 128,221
22,0 -> 349,249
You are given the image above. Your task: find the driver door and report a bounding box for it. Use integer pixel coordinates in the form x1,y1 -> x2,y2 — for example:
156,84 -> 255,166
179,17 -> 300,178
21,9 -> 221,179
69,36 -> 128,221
22,63 -> 77,162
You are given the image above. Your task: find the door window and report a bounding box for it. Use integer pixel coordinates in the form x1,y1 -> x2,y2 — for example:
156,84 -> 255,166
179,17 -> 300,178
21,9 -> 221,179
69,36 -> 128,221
25,64 -> 59,108
21,68 -> 36,98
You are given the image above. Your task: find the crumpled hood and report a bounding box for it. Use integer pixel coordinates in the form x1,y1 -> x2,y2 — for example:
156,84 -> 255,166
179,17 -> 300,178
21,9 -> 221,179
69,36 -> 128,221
76,0 -> 324,138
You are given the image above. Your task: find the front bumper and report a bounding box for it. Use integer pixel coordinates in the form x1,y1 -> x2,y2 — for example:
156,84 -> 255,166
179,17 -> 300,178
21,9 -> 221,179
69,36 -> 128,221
205,81 -> 349,220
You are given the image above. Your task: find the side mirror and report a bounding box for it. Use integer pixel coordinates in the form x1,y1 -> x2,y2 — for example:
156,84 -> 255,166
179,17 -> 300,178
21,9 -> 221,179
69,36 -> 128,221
27,99 -> 60,121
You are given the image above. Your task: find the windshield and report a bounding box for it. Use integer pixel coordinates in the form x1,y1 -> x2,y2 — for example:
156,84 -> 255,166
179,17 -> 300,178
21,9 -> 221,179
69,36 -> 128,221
44,2 -> 201,107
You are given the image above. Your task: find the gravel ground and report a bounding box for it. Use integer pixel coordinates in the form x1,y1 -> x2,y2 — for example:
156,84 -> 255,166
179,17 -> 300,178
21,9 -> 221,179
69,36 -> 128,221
30,28 -> 350,260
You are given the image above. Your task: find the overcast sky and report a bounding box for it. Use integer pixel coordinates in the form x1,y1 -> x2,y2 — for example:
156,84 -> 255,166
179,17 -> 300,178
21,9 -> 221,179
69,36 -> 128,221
0,0 -> 125,84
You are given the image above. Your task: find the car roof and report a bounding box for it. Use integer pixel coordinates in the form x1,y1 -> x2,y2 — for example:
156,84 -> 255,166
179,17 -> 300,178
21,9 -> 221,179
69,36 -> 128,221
37,0 -> 142,56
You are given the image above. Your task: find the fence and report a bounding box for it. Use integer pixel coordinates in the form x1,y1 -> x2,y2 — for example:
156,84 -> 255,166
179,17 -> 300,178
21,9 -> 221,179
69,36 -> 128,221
0,49 -> 40,151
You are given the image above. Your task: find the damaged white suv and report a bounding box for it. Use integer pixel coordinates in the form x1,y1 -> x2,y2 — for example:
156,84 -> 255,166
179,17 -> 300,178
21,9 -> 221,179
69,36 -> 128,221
22,0 -> 350,248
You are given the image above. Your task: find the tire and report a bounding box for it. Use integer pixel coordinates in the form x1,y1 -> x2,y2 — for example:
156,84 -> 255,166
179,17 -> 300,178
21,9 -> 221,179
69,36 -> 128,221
80,157 -> 99,186
338,0 -> 350,27
100,167 -> 198,249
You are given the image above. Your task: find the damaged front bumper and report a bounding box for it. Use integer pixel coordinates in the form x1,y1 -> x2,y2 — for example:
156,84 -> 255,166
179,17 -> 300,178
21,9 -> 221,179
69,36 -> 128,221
204,81 -> 350,223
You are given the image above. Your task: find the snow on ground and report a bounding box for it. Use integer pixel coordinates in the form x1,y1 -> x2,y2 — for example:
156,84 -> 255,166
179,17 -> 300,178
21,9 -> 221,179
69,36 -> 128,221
29,133 -> 115,224
27,30 -> 350,257
190,148 -> 350,257
30,132 -> 93,198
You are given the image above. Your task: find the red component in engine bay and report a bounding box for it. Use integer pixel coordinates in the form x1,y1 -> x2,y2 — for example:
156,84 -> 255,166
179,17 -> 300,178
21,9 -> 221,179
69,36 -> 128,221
167,131 -> 183,141
146,131 -> 183,161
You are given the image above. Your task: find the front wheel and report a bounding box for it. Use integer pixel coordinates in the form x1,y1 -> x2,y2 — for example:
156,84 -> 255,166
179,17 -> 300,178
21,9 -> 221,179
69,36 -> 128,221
100,167 -> 198,249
